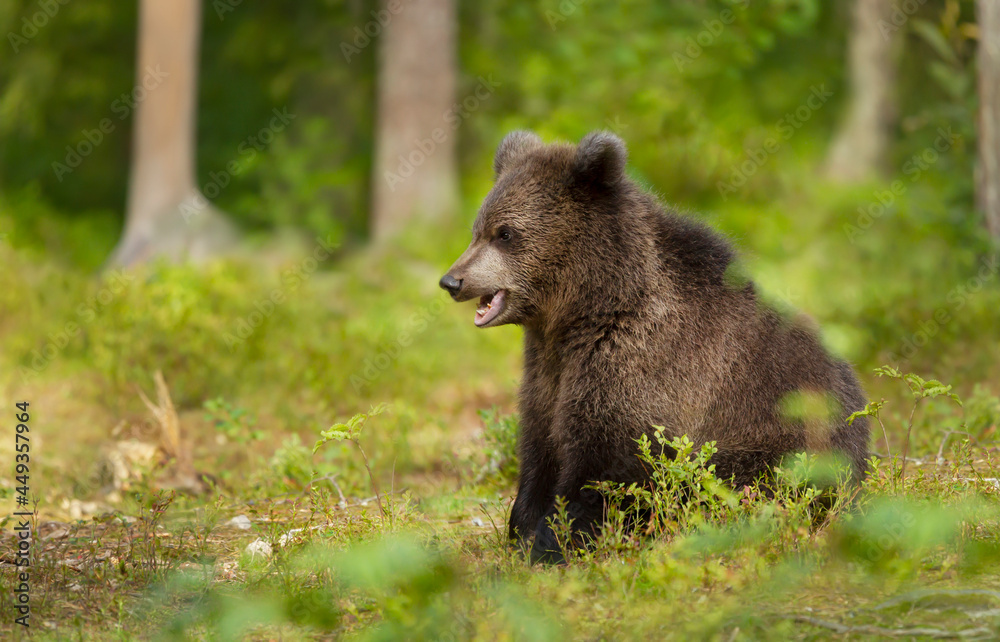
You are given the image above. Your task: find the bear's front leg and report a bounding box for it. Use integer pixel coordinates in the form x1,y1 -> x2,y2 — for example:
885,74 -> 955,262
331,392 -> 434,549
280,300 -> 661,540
528,382 -> 636,564
529,484 -> 605,565
508,430 -> 560,545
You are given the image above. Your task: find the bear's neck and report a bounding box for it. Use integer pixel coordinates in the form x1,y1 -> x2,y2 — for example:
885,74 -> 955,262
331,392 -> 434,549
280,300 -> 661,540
528,226 -> 661,348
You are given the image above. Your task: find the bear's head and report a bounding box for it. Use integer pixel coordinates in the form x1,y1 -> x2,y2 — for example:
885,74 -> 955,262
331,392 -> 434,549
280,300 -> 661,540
439,130 -> 629,328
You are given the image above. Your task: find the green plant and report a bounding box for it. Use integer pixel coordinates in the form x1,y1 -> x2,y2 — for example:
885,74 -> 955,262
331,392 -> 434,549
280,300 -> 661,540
129,490 -> 176,581
330,536 -> 465,640
590,427 -> 860,562
601,430 -> 738,541
267,434 -> 319,491
204,397 -> 263,445
963,384 -> 1000,440
476,408 -> 519,484
314,404 -> 391,524
848,366 -> 964,489
542,496 -> 578,564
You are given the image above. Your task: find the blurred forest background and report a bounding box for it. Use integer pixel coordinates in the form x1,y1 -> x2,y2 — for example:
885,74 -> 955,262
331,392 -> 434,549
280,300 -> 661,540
1,0 -> 1000,637
2,0 -> 997,368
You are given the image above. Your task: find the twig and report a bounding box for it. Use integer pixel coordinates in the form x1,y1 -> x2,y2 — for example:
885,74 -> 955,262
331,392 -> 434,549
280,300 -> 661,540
874,588 -> 1000,611
389,457 -> 397,530
899,398 -> 921,486
308,475 -> 347,506
351,439 -> 386,520
874,413 -> 892,490
790,615 -> 991,638
136,370 -> 182,462
304,491 -> 405,513
358,492 -> 402,503
936,430 -> 980,462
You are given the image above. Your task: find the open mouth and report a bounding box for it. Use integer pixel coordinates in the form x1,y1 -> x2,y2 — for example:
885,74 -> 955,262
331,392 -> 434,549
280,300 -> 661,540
474,289 -> 507,327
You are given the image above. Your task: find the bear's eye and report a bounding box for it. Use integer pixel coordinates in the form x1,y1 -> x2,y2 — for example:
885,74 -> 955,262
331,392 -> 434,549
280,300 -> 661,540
496,226 -> 513,244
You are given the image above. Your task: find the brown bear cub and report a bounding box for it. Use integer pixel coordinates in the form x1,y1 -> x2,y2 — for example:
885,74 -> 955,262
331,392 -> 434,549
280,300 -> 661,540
440,131 -> 870,563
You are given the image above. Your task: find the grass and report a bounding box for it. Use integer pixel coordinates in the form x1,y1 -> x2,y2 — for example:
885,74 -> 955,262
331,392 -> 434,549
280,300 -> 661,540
1,181 -> 1000,639
3,449 -> 998,639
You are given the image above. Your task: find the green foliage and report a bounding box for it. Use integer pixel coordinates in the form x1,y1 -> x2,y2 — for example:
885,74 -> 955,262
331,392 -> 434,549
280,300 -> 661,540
831,497 -> 1000,578
204,397 -> 262,445
331,536 -> 465,641
315,405 -> 395,525
160,535 -> 566,641
873,365 -> 963,405
619,431 -> 736,537
587,430 -> 854,562
896,0 -> 978,174
231,116 -> 368,243
83,261 -> 298,407
0,0 -> 375,241
850,366 -> 971,491
463,0 -> 840,204
155,571 -> 343,640
963,385 -> 1000,439
314,403 -> 388,451
475,408 -> 520,484
847,399 -> 887,427
0,240 -> 518,411
266,434 -> 317,490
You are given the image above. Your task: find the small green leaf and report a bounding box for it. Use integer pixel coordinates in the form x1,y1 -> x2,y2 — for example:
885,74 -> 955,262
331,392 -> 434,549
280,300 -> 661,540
874,365 -> 903,379
911,19 -> 959,65
847,399 -> 885,425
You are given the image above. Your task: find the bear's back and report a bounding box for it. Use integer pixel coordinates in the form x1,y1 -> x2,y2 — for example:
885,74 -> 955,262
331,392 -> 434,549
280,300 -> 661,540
648,204 -> 738,296
623,197 -> 868,479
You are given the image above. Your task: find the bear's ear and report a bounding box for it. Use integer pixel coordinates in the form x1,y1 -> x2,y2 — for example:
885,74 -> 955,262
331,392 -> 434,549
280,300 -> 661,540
494,130 -> 543,176
572,131 -> 627,188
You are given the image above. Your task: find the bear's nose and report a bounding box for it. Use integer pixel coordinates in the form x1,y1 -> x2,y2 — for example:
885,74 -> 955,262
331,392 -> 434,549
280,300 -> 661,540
439,274 -> 462,296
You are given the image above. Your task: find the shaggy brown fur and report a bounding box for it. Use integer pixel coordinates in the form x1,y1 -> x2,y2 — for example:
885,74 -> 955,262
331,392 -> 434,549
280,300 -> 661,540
440,131 -> 870,563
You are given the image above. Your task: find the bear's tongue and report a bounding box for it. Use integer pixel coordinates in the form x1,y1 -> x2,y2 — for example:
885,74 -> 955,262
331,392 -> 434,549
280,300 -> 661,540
474,290 -> 506,327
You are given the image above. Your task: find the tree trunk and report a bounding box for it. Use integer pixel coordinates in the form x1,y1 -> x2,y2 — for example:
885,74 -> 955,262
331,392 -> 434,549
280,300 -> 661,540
825,0 -> 897,182
370,0 -> 458,243
109,0 -> 235,267
977,0 -> 1000,241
